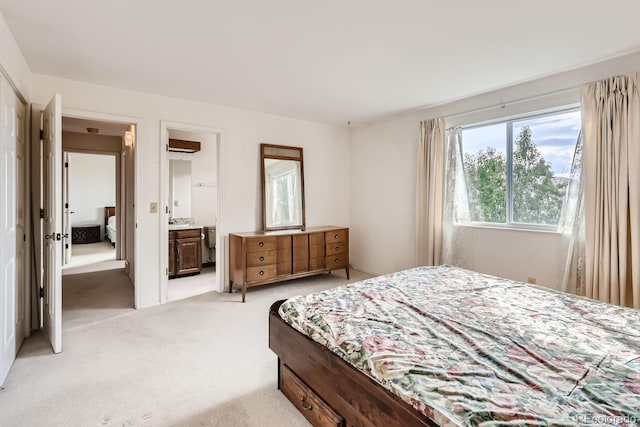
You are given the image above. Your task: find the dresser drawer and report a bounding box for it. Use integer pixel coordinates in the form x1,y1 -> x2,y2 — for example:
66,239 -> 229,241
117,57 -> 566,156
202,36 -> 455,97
281,364 -> 344,427
246,250 -> 277,267
277,247 -> 292,262
246,237 -> 277,253
277,261 -> 292,276
246,265 -> 276,282
325,229 -> 347,244
310,244 -> 324,258
309,232 -> 325,246
293,259 -> 309,273
309,257 -> 325,270
325,242 -> 346,255
325,253 -> 348,270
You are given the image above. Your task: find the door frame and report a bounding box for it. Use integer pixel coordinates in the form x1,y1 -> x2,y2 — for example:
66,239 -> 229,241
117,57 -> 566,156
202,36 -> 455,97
63,148 -> 121,261
159,120 -> 225,302
31,108 -> 144,310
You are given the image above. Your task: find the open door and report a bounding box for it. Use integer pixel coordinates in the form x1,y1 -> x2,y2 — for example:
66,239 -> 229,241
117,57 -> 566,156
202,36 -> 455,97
42,94 -> 62,353
62,151 -> 71,265
0,78 -> 18,383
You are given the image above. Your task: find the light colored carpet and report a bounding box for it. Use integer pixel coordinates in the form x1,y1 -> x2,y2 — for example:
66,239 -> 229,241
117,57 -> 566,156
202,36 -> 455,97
63,268 -> 135,331
63,241 -> 117,275
0,268 -> 371,427
168,267 -> 217,302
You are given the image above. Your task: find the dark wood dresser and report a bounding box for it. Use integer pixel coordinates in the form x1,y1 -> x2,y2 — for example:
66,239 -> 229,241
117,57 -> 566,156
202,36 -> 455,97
229,226 -> 349,302
72,224 -> 101,244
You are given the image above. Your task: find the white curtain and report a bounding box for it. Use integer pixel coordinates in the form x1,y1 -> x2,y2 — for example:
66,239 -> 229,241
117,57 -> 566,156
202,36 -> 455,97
416,118 -> 445,266
557,132 -> 585,296
581,72 -> 640,309
442,128 -> 471,266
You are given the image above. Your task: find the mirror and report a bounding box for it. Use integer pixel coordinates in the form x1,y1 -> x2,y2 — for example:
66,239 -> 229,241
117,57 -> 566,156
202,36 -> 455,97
261,144 -> 305,230
169,159 -> 192,219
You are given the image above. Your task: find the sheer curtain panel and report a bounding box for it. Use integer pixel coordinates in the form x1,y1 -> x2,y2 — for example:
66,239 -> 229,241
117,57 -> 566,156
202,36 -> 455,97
557,132 -> 586,297
416,118 -> 445,266
581,72 -> 640,308
442,128 -> 471,266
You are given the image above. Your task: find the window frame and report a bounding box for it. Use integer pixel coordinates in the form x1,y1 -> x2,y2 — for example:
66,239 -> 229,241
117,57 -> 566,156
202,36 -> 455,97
458,105 -> 581,231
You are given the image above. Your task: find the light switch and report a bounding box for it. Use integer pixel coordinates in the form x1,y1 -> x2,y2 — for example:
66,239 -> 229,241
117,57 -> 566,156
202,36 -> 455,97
150,202 -> 158,213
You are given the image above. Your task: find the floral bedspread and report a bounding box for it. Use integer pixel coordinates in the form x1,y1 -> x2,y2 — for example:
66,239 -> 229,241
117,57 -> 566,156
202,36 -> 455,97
278,266 -> 640,427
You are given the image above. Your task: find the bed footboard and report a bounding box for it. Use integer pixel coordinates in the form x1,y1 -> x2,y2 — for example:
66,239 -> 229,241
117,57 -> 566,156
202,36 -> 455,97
268,300 -> 437,427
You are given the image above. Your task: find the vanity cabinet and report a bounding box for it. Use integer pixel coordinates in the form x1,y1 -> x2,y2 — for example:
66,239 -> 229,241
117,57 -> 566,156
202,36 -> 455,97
229,226 -> 349,302
168,238 -> 176,277
169,228 -> 202,278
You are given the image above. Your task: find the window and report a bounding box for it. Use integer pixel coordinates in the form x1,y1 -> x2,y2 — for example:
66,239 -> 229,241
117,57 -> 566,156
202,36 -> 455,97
460,109 -> 581,227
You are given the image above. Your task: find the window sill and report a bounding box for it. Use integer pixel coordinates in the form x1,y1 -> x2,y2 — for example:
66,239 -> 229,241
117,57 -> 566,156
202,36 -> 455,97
454,222 -> 561,235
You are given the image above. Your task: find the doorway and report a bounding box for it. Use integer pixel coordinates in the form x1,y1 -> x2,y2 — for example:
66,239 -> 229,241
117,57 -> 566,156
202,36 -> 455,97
161,124 -> 221,303
59,117 -> 135,329
62,151 -> 118,272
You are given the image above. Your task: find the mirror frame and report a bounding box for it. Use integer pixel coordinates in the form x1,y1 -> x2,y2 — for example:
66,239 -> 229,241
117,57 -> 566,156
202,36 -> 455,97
169,158 -> 193,219
261,143 -> 306,231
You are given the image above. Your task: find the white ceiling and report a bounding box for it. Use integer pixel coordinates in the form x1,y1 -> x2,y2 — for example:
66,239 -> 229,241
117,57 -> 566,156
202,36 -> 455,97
2,1 -> 639,125
62,117 -> 129,137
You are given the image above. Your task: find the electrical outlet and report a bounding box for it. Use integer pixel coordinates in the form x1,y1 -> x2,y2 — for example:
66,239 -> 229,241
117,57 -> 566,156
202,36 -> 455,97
150,202 -> 158,213
527,277 -> 536,284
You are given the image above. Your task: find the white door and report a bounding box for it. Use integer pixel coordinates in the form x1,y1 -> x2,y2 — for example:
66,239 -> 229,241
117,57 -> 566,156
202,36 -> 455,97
0,76 -> 17,384
42,94 -> 62,354
63,151 -> 71,265
14,93 -> 26,355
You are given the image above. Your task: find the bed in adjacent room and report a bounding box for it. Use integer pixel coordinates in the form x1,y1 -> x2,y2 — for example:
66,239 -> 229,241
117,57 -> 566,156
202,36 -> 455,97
104,206 -> 116,247
269,265 -> 640,427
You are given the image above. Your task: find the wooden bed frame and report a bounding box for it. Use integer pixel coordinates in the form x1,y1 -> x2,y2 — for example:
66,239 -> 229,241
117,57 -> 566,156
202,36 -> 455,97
104,206 -> 115,246
269,300 -> 438,427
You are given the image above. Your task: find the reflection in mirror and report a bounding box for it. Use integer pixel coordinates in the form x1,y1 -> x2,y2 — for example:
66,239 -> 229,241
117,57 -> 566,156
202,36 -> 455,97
261,144 -> 305,230
169,159 -> 192,219
264,159 -> 302,228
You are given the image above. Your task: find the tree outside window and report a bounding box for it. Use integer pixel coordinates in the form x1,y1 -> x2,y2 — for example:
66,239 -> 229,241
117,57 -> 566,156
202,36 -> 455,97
460,109 -> 581,227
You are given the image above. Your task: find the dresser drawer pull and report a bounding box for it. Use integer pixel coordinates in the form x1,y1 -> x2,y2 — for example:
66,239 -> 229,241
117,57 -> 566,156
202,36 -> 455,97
259,241 -> 264,247
334,258 -> 339,263
335,246 -> 339,251
259,270 -> 264,276
259,256 -> 265,261
300,396 -> 313,411
334,234 -> 338,239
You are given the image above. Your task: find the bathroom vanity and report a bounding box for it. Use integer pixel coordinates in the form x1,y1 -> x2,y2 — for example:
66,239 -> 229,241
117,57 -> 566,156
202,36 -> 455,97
168,225 -> 203,278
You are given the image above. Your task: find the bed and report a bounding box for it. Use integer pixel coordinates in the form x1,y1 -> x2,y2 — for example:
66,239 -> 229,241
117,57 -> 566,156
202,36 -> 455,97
104,206 -> 116,247
269,265 -> 640,426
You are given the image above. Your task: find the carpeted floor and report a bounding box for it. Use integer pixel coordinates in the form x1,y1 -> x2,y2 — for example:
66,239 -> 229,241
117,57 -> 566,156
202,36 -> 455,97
0,268 -> 371,427
63,268 -> 135,331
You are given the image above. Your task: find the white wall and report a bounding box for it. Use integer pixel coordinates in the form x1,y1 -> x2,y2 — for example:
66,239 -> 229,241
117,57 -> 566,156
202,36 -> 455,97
67,152 -> 116,239
32,74 -> 351,308
0,12 -> 31,100
351,51 -> 640,289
